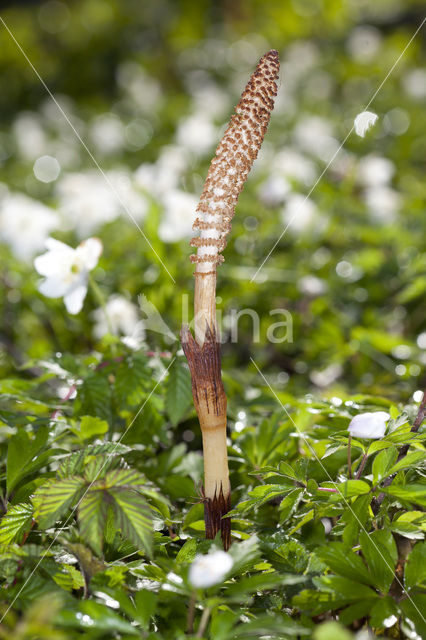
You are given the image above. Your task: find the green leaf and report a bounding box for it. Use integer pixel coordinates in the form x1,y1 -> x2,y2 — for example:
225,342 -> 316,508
165,361 -> 192,426
175,537 -> 197,564
76,373 -> 111,421
372,446 -> 397,484
316,542 -> 373,586
57,600 -> 140,635
313,621 -> 353,640
405,541 -> 426,590
328,480 -> 371,500
387,450 -> 425,476
78,488 -> 109,556
7,426 -> 48,494
75,415 -> 109,441
110,487 -> 153,558
0,503 -> 33,544
133,590 -> 157,630
315,575 -> 378,602
104,467 -> 146,489
382,484 -> 426,507
360,529 -> 397,593
369,596 -> 398,628
57,443 -> 130,478
400,593 -> 426,639
33,477 -> 85,529
342,494 -> 371,546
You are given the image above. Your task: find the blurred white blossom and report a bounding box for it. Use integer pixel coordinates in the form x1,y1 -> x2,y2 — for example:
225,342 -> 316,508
258,174 -> 291,207
92,295 -> 140,339
402,68 -> 426,100
281,194 -> 321,234
348,411 -> 390,439
354,111 -> 378,137
293,115 -> 339,162
12,112 -> 48,161
35,237 -> 102,314
364,186 -> 400,223
188,551 -> 233,588
57,170 -> 147,236
135,145 -> 189,199
158,189 -> 198,242
273,148 -> 318,185
90,114 -> 126,155
0,193 -> 58,261
176,111 -> 216,155
357,155 -> 395,187
347,26 -> 382,63
310,363 -> 342,387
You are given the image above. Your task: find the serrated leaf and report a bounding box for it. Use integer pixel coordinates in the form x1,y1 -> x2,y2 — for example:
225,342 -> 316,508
7,426 -> 49,494
78,488 -> 109,556
175,537 -> 197,564
360,529 -> 397,593
76,373 -> 111,421
405,541 -> 426,590
104,467 -> 146,489
316,542 -> 373,586
382,484 -> 426,507
387,450 -> 425,476
0,503 -> 33,544
165,361 -> 192,426
57,443 -> 131,479
33,477 -> 85,529
114,354 -> 150,405
110,487 -> 153,558
372,446 -> 398,485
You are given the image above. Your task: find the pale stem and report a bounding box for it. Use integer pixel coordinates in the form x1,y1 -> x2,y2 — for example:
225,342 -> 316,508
347,435 -> 352,479
355,453 -> 369,480
196,607 -> 211,638
202,427 -> 231,500
194,271 -> 217,345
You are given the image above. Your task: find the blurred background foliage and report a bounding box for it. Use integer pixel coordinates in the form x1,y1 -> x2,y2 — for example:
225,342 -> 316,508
0,0 -> 425,402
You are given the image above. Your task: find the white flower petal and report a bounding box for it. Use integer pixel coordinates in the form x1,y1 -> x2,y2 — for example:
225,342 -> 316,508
75,237 -> 103,270
38,276 -> 69,298
348,411 -> 389,439
188,551 -> 233,589
44,237 -> 74,254
64,283 -> 88,314
354,111 -> 378,137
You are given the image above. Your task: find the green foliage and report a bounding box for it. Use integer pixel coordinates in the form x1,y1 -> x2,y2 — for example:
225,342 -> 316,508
0,0 -> 426,638
165,360 -> 192,426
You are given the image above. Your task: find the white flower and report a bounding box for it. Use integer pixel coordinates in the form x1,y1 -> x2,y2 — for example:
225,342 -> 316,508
0,193 -> 58,261
176,112 -> 216,155
258,174 -> 291,207
34,237 -> 102,314
188,551 -> 233,589
347,26 -> 382,63
354,111 -> 378,137
158,190 -> 198,242
293,115 -> 339,162
281,194 -> 322,234
92,295 -> 140,339
364,186 -> 400,223
57,170 -> 148,237
348,411 -> 390,439
402,68 -> 426,101
357,155 -> 395,187
273,148 -> 318,186
12,112 -> 48,161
